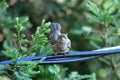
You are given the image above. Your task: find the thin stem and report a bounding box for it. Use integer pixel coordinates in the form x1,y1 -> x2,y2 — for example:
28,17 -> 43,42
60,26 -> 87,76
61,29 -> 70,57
5,72 -> 13,79
110,55 -> 120,80
17,31 -> 22,53
103,21 -> 120,80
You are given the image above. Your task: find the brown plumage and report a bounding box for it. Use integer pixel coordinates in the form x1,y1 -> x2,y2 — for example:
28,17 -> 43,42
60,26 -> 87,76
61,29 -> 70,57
49,23 -> 71,54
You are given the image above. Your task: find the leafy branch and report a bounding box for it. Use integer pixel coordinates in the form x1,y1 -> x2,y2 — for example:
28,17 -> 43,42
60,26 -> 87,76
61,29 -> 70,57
86,1 -> 120,79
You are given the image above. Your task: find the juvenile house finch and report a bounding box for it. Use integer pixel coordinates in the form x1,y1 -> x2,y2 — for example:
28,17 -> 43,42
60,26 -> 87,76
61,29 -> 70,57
49,23 -> 71,56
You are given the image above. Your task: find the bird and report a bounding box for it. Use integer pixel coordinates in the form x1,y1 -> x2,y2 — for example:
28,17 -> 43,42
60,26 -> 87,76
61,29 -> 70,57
49,23 -> 71,57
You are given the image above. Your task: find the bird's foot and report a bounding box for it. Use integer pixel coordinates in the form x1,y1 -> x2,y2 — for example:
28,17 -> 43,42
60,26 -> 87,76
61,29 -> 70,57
55,53 -> 58,59
64,52 -> 68,58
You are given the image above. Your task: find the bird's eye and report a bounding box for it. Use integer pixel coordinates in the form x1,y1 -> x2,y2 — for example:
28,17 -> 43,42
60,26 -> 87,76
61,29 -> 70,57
63,36 -> 66,39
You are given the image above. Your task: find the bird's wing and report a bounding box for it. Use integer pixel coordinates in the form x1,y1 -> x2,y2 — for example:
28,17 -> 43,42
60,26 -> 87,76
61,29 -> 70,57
67,38 -> 71,48
49,33 -> 59,44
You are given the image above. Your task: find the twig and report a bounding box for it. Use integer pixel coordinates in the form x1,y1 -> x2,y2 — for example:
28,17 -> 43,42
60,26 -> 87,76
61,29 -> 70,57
110,55 -> 120,80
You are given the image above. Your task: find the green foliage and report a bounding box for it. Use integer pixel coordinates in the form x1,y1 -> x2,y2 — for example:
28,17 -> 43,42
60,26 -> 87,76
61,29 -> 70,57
48,65 -> 67,80
0,1 -> 97,79
86,1 -> 115,26
64,72 -> 96,80
82,0 -> 120,80
85,0 -> 120,49
1,0 -> 120,80
13,62 -> 40,80
31,20 -> 51,55
68,0 -> 120,79
0,0 -> 53,80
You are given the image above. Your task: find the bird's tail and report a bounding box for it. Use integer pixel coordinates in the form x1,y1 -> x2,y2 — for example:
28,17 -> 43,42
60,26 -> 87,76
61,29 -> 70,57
50,23 -> 61,32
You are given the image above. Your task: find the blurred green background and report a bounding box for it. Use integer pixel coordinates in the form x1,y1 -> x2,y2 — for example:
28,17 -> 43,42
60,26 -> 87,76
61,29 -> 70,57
0,0 -> 120,80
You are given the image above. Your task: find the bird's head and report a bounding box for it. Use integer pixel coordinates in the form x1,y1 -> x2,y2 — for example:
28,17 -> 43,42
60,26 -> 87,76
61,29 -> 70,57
50,23 -> 61,33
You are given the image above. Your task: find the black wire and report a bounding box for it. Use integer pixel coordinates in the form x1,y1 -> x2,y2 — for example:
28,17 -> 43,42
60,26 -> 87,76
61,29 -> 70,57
39,56 -> 99,64
0,46 -> 120,65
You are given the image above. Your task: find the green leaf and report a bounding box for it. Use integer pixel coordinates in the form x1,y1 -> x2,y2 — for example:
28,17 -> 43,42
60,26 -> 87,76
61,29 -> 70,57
48,65 -> 57,74
1,0 -> 9,10
41,19 -> 45,25
82,26 -> 92,33
20,46 -> 27,52
21,34 -> 26,38
44,22 -> 51,28
86,1 -> 101,17
19,16 -> 29,24
90,41 -> 101,49
14,24 -> 25,32
69,71 -> 80,79
15,17 -> 19,24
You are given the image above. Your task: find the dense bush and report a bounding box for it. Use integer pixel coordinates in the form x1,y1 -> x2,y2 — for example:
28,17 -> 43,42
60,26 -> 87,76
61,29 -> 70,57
0,0 -> 120,80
